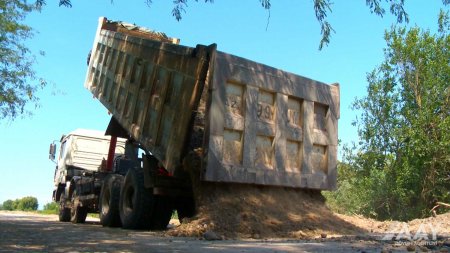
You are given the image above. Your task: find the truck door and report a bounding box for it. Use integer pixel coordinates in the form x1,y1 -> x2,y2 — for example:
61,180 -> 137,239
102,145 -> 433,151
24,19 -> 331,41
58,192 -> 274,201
55,138 -> 69,185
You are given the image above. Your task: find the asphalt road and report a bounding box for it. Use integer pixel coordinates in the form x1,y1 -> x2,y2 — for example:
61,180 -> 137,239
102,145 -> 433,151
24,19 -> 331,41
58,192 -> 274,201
0,211 -> 414,252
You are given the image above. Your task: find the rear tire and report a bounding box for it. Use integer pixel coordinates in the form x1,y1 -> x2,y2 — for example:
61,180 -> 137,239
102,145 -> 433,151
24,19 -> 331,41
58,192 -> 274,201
70,188 -> 87,223
119,167 -> 153,229
150,196 -> 173,230
58,192 -> 70,222
99,174 -> 123,227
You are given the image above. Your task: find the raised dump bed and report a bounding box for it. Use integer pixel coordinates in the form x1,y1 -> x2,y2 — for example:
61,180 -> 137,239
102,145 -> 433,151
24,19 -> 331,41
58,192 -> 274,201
85,17 -> 340,190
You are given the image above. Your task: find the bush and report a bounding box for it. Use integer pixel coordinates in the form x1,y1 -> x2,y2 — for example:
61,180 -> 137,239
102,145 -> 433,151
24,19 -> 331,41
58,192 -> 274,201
16,196 -> 38,211
2,196 -> 39,211
2,200 -> 15,211
43,202 -> 58,211
326,19 -> 450,221
40,202 -> 59,214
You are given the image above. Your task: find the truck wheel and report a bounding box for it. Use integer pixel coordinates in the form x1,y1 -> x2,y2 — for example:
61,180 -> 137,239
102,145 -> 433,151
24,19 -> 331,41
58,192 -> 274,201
119,167 -> 153,229
175,197 -> 196,223
150,196 -> 173,230
99,174 -> 123,227
70,188 -> 88,223
58,192 -> 71,222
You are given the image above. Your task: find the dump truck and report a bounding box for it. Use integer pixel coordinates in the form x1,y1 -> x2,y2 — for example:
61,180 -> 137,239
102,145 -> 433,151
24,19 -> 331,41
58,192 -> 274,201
50,17 -> 340,229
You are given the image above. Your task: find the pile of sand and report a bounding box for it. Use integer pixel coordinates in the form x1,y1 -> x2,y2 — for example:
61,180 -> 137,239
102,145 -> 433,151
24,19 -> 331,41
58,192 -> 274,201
167,150 -> 365,239
168,183 -> 364,239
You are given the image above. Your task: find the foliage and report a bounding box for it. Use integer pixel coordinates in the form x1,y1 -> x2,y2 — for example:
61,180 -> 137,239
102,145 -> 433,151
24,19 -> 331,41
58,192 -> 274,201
39,201 -> 59,214
2,199 -> 15,210
172,210 -> 178,220
90,213 -> 99,218
35,0 -> 450,50
16,196 -> 39,210
0,0 -> 45,120
43,201 -> 58,211
326,11 -> 450,221
2,196 -> 39,211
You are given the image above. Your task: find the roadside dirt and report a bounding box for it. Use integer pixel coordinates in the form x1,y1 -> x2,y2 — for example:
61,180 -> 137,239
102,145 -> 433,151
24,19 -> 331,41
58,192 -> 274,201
335,211 -> 450,238
166,182 -> 449,252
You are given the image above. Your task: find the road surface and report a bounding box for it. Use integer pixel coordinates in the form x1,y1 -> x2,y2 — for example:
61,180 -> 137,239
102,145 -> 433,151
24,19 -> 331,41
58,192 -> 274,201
0,211 -> 435,252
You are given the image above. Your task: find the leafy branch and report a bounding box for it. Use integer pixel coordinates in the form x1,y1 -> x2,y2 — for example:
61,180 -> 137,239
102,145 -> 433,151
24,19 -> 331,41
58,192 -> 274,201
37,0 -> 450,50
0,0 -> 46,120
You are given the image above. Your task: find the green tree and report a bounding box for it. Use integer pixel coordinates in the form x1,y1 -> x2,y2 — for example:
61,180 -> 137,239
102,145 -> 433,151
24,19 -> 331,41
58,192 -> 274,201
2,199 -> 14,210
0,0 -> 46,120
36,0 -> 449,50
16,196 -> 39,210
43,201 -> 58,210
42,201 -> 58,214
327,11 -> 450,221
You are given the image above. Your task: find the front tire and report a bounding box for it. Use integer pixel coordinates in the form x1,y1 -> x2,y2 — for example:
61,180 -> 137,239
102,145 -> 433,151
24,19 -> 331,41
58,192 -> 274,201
119,167 -> 153,229
70,188 -> 87,223
99,174 -> 123,227
58,191 -> 70,222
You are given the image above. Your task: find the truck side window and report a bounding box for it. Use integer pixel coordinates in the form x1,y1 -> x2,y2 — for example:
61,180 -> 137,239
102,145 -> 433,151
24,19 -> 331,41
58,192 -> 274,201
59,140 -> 67,160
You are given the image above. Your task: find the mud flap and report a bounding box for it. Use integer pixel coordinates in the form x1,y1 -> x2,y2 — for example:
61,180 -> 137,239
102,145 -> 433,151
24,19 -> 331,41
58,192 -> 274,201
143,154 -> 159,188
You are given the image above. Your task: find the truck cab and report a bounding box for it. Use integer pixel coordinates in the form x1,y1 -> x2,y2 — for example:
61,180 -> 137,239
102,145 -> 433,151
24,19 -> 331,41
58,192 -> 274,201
49,126 -> 184,227
50,129 -> 126,201
49,129 -> 131,223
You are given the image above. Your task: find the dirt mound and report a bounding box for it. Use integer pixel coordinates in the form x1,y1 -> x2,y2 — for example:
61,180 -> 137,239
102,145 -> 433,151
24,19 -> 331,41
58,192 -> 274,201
169,150 -> 449,240
167,149 -> 364,239
168,183 -> 364,239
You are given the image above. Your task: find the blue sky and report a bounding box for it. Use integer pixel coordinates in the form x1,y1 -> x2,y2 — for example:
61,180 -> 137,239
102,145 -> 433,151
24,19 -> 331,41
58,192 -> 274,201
0,1 -> 445,208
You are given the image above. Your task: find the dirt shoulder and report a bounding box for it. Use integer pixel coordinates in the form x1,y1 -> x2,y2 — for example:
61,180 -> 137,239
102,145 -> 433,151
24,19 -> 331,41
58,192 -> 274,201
335,212 -> 450,238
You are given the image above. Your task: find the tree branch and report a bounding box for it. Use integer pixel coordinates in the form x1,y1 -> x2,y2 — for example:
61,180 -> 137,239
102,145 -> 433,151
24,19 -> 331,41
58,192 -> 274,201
314,0 -> 334,50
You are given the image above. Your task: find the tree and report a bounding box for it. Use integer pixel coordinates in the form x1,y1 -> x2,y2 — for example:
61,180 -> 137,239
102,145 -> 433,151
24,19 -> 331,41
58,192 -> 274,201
43,201 -> 58,211
36,0 -> 449,50
0,0 -> 45,120
2,199 -> 14,210
40,201 -> 59,214
1,197 -> 39,211
16,196 -> 39,210
327,11 -> 450,221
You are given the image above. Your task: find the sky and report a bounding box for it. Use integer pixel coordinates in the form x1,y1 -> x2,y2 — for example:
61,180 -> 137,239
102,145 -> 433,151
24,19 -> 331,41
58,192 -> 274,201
0,1 -> 446,208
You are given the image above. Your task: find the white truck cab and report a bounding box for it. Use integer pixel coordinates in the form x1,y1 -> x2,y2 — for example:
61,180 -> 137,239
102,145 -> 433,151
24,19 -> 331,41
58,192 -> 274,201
49,129 -> 126,201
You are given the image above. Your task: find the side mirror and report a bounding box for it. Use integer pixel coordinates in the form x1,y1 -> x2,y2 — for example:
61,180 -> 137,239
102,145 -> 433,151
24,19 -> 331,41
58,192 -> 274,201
49,143 -> 57,161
